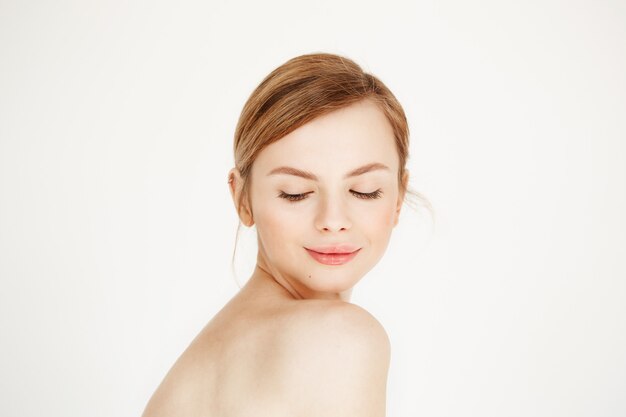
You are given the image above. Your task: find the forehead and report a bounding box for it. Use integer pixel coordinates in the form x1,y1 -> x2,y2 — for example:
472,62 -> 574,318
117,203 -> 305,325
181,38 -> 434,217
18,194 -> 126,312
253,100 -> 398,177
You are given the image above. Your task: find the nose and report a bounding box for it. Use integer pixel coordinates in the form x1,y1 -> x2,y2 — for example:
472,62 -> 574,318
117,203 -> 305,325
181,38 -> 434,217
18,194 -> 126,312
314,193 -> 352,232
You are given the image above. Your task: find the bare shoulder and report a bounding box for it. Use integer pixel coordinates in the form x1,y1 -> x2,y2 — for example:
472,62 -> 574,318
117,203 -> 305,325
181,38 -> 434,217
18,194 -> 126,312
286,300 -> 390,354
141,365 -> 199,417
141,300 -> 391,417
271,301 -> 391,417
141,347 -> 210,417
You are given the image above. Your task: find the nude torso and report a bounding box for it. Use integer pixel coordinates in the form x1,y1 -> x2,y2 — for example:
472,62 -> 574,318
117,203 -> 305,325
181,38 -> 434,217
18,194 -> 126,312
142,272 -> 352,417
186,291 -> 301,416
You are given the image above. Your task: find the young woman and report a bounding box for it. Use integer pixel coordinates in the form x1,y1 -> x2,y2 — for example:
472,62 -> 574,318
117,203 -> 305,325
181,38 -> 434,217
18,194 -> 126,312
143,52 -> 421,417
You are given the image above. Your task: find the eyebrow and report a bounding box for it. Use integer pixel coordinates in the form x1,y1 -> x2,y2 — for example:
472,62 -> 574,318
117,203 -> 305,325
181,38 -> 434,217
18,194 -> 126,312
267,162 -> 390,181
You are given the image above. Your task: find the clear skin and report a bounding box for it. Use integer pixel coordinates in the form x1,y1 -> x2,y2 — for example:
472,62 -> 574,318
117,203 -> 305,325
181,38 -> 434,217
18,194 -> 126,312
228,98 -> 409,302
141,99 -> 406,417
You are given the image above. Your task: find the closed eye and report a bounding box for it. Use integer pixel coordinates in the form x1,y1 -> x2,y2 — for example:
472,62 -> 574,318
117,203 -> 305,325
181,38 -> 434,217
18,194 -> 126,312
352,189 -> 383,200
278,191 -> 310,202
278,189 -> 383,202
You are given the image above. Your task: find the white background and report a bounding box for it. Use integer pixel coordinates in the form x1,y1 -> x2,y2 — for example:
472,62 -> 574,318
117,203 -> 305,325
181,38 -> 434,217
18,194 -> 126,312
1,1 -> 625,416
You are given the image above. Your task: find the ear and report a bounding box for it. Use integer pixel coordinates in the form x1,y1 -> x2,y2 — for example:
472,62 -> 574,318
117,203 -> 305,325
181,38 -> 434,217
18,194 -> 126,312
228,167 -> 254,227
393,169 -> 409,227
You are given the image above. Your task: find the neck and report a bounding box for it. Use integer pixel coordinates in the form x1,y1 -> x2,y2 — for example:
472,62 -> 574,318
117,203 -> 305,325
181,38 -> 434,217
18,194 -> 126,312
239,261 -> 353,303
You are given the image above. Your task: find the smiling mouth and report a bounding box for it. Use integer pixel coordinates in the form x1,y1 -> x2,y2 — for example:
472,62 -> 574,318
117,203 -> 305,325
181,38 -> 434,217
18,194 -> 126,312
305,248 -> 361,265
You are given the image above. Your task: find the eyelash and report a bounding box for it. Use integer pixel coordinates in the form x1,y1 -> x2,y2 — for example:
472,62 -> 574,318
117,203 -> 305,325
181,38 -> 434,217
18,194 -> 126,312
278,189 -> 383,202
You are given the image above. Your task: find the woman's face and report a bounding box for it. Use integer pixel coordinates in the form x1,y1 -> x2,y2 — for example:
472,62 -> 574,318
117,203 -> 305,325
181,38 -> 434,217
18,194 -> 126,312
232,99 -> 407,300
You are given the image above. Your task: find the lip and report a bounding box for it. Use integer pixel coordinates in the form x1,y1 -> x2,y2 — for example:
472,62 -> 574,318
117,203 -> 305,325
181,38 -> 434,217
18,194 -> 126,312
305,244 -> 361,254
305,246 -> 361,266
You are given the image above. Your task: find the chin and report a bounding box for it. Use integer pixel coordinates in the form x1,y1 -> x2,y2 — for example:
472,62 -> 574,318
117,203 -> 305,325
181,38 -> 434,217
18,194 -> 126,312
299,268 -> 365,294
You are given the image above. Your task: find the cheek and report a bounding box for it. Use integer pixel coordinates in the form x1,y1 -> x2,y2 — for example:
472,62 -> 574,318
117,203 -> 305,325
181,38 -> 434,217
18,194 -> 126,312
356,199 -> 397,230
358,203 -> 397,252
254,204 -> 303,247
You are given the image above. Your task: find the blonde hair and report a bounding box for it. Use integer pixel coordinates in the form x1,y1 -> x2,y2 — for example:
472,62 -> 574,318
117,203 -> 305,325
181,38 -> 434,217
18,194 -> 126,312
230,52 -> 432,281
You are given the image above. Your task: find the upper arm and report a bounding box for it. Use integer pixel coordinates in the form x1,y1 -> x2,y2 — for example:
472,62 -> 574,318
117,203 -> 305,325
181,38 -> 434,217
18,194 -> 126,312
274,302 -> 391,417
